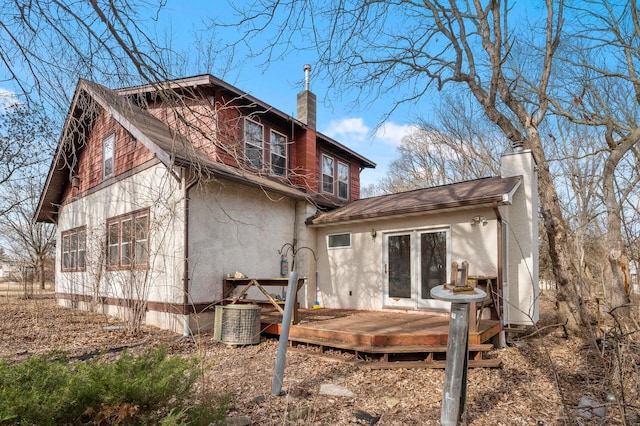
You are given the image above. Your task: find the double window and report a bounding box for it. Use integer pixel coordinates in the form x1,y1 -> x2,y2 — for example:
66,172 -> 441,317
61,227 -> 86,271
243,118 -> 288,176
322,154 -> 349,200
107,209 -> 149,269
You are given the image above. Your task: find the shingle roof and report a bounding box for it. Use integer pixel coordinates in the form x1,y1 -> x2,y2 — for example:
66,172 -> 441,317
306,175 -> 523,226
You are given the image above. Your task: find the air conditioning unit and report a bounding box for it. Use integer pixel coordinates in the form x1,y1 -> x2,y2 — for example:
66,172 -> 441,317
213,304 -> 262,346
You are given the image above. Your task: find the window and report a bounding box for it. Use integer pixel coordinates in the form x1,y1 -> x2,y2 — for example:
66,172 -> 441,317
321,154 -> 350,199
322,155 -> 334,193
328,232 -> 351,249
270,130 -> 287,176
103,133 -> 115,178
244,119 -> 263,169
61,227 -> 86,271
338,161 -> 349,199
107,209 -> 150,269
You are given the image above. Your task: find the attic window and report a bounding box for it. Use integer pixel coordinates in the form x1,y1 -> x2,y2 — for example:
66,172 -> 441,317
103,133 -> 115,178
338,161 -> 349,199
244,118 -> 263,169
322,154 -> 350,200
322,154 -> 334,193
270,130 -> 287,176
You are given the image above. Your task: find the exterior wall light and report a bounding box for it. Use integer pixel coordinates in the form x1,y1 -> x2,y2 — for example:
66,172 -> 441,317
470,215 -> 488,225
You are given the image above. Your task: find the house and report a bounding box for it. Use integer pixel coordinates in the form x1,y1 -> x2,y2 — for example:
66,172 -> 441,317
308,149 -> 539,326
0,257 -> 20,281
35,70 -> 539,334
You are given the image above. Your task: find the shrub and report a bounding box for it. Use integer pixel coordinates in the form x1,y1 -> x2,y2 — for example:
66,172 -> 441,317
0,347 -> 231,425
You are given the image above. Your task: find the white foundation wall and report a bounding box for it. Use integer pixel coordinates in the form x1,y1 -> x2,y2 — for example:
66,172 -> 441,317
55,164 -> 186,330
501,149 -> 539,325
313,208 -> 499,311
187,179 -> 314,305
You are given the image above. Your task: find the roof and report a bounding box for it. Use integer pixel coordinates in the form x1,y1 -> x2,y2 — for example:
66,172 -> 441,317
35,78 -> 310,223
306,175 -> 523,226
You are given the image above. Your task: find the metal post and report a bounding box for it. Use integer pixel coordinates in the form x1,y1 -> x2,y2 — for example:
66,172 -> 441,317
271,271 -> 298,396
431,276 -> 486,425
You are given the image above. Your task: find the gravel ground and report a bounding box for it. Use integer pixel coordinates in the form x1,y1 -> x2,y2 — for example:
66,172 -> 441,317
0,283 -> 635,425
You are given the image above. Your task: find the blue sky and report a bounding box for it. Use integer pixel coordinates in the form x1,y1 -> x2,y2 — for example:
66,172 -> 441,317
156,0 -> 420,189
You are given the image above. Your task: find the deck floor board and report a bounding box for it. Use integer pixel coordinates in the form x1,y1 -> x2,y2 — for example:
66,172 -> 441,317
260,308 -> 501,367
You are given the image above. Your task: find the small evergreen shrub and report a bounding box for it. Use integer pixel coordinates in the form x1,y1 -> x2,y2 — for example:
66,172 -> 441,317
0,347 -> 231,425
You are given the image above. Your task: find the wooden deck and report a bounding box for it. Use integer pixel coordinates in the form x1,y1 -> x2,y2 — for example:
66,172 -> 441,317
261,309 -> 502,367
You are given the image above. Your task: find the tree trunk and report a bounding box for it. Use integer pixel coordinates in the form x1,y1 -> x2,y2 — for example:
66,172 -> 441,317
39,258 -> 45,290
602,157 -> 631,320
528,136 -> 585,332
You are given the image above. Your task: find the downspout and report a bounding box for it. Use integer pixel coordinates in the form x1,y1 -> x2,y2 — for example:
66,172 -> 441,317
493,202 -> 506,347
182,173 -> 199,337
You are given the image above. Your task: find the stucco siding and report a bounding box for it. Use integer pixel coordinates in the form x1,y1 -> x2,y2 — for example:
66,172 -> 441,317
501,150 -> 539,325
314,208 -> 499,312
56,164 -> 184,323
187,179 -> 314,305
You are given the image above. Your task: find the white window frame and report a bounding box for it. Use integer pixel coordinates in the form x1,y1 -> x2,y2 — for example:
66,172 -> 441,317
327,232 -> 351,249
270,129 -> 287,176
322,154 -> 335,194
244,118 -> 264,169
338,161 -> 349,199
102,133 -> 115,178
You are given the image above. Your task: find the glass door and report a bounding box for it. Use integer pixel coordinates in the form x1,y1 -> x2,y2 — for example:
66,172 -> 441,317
385,233 -> 414,308
417,230 -> 449,309
384,229 -> 450,310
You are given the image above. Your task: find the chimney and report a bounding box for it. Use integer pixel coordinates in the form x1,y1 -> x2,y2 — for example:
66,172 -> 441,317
294,64 -> 319,193
297,64 -> 316,129
500,149 -> 539,326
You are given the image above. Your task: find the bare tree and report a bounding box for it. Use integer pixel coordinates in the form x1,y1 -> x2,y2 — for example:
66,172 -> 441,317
0,103 -> 52,213
226,0 -> 585,330
373,92 -> 506,195
0,0 -> 178,111
0,182 -> 55,289
547,1 -> 640,319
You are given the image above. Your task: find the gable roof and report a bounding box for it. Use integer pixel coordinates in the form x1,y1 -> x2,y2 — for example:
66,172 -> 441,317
35,79 -> 310,223
306,175 -> 523,226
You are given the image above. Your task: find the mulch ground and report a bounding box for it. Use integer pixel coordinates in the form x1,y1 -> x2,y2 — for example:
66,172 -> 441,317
1,283 -> 637,425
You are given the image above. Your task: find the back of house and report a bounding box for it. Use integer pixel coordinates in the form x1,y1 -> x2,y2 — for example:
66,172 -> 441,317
35,70 -> 538,334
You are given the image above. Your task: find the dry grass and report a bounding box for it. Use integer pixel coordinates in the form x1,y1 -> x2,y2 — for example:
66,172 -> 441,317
1,283 -> 638,425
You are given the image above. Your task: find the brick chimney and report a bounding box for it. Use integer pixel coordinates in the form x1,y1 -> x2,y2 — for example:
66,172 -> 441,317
295,64 -> 318,192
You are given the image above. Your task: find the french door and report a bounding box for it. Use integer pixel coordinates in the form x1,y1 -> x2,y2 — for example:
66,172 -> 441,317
384,228 -> 450,310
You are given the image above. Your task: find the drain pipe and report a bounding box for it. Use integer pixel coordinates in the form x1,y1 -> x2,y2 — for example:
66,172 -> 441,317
493,202 -> 506,347
182,173 -> 199,337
